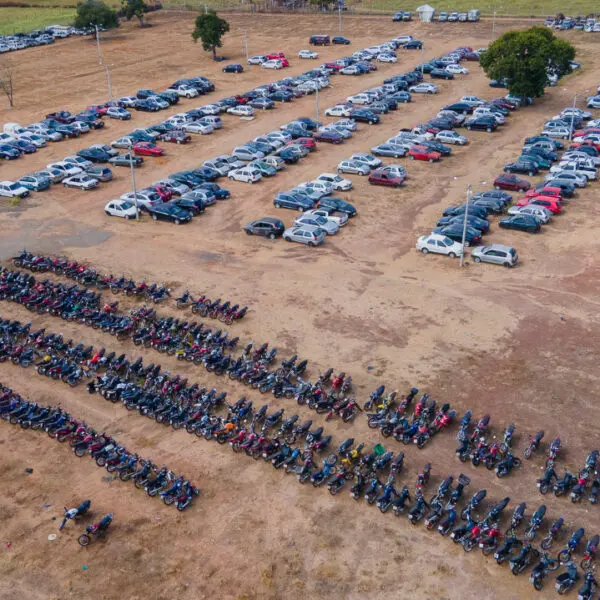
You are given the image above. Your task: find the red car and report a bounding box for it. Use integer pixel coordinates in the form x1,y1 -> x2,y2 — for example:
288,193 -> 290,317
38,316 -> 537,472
524,186 -> 563,200
516,195 -> 562,214
148,185 -> 173,201
296,137 -> 317,151
571,140 -> 600,151
409,145 -> 441,162
133,142 -> 164,157
493,174 -> 530,192
492,98 -> 517,110
368,169 -> 405,188
573,128 -> 600,138
266,52 -> 285,60
235,95 -> 250,104
87,103 -> 110,116
324,62 -> 342,71
313,131 -> 343,144
45,111 -> 75,123
158,131 -> 191,144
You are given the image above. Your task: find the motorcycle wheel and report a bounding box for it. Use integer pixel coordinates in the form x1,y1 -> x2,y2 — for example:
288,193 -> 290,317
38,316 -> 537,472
134,479 -> 146,489
96,457 -> 106,467
533,578 -> 543,591
367,418 -> 379,429
176,502 -> 188,512
78,534 -> 91,547
463,540 -> 474,552
511,565 -> 521,576
458,453 -> 468,463
381,426 -> 392,438
163,495 -> 175,506
329,486 -> 339,496
539,483 -> 549,494
581,557 -> 592,570
485,461 -> 495,471
482,544 -> 495,556
147,487 -> 159,497
74,446 -> 87,457
558,549 -> 571,563
540,537 -> 553,550
119,470 -> 132,482
525,529 -> 536,541
525,447 -> 533,459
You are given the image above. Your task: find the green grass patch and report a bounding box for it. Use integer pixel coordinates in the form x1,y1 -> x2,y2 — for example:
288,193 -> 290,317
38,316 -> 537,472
0,7 -> 75,35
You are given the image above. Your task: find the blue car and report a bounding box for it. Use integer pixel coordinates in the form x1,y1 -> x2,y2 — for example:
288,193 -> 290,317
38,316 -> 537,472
274,192 -> 315,211
0,144 -> 21,159
196,182 -> 230,199
18,174 -> 51,191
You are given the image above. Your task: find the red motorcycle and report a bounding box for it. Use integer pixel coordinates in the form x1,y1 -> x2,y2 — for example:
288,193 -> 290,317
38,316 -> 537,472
78,513 -> 113,546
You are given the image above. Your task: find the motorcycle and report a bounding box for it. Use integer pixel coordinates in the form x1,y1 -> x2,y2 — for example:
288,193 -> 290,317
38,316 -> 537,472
559,528 -> 585,564
555,562 -> 580,595
578,571 -> 598,600
529,552 -> 560,590
58,499 -> 91,531
506,502 -> 526,536
541,517 -> 565,550
580,535 -> 599,570
525,430 -> 544,459
78,513 -> 113,546
494,535 -> 523,565
461,489 -> 487,521
554,471 -> 577,497
537,466 -> 557,495
510,544 -> 540,575
524,504 -> 546,541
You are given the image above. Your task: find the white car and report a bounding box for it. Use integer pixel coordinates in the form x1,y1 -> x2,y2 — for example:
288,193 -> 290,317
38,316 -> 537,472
47,161 -> 82,177
324,105 -> 353,117
105,199 -> 139,219
347,93 -> 372,105
261,59 -> 283,70
340,65 -> 361,75
0,132 -> 16,144
227,105 -> 255,117
255,135 -> 282,149
233,146 -> 264,161
303,209 -> 348,227
0,180 -> 29,198
445,64 -> 469,74
184,121 -> 214,135
544,171 -> 587,187
152,179 -> 190,196
201,104 -> 221,115
394,35 -> 414,43
263,155 -> 285,170
416,234 -> 464,258
507,205 -> 552,223
409,83 -> 439,94
168,84 -> 199,98
541,126 -> 571,139
351,153 -> 382,168
473,108 -> 505,124
558,108 -> 592,120
247,55 -> 267,65
586,96 -> 600,109
63,174 -> 98,190
436,130 -> 468,145
333,118 -> 358,131
438,110 -> 466,125
550,161 -> 597,180
315,173 -> 352,191
106,107 -> 131,120
299,49 -> 318,59
461,95 -> 486,106
377,53 -> 397,63
267,131 -> 292,144
563,151 -> 600,166
229,167 -> 262,184
64,155 -> 93,170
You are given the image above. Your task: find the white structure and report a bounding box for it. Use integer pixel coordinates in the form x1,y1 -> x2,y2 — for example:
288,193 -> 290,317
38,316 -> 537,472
417,4 -> 435,22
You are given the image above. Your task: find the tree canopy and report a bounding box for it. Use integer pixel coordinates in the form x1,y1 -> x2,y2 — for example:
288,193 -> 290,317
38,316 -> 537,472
121,0 -> 147,27
191,11 -> 229,61
480,26 -> 575,98
74,0 -> 119,29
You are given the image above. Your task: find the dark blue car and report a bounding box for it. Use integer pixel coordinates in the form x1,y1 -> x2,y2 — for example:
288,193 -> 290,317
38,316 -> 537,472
273,192 -> 314,211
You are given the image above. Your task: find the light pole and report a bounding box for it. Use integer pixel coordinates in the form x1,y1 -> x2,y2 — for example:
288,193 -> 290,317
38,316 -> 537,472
315,86 -> 319,125
105,64 -> 113,100
128,144 -> 139,220
492,10 -> 497,38
459,184 -> 472,267
338,5 -> 342,34
568,93 -> 577,142
420,42 -> 424,73
91,23 -> 102,65
244,29 -> 249,62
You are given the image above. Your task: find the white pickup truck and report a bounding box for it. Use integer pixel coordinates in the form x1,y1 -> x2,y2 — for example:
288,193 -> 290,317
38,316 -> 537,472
550,160 -> 597,181
304,208 -> 348,227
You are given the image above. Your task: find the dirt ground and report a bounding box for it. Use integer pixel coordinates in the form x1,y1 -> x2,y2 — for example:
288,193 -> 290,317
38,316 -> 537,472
1,11 -> 600,600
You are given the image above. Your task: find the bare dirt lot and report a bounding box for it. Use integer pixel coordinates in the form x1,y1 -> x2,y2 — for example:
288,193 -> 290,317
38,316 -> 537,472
1,12 -> 600,600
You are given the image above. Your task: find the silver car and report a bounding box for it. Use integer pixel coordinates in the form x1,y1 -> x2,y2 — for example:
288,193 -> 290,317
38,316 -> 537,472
337,160 -> 370,175
507,205 -> 552,224
471,244 -> 518,267
283,224 -> 326,246
294,214 -> 339,235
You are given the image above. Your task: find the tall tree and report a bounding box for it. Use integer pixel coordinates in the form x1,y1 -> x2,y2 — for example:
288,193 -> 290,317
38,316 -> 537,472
74,0 -> 119,29
121,0 -> 147,27
191,11 -> 229,61
480,26 -> 575,99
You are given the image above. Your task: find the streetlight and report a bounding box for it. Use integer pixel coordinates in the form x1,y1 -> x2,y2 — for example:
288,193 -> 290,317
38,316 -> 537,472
459,184 -> 472,267
90,23 -> 102,65
244,29 -> 249,62
420,42 -> 424,73
105,64 -> 113,100
568,93 -> 577,142
338,4 -> 342,34
315,86 -> 319,125
492,10 -> 497,38
128,144 -> 140,220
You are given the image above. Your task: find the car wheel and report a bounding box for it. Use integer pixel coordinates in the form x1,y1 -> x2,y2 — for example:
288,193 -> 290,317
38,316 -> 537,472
487,128 -> 492,133
152,214 -> 158,221
421,248 -> 429,254
268,233 -> 276,240
245,229 -> 252,235
494,185 -> 500,190
467,126 -> 472,130
409,155 -> 414,160
105,211 -> 111,216
503,262 -> 512,268
528,171 -> 534,177
448,252 -> 457,258
284,236 -> 292,242
174,219 -> 181,225
473,256 -> 482,263
429,158 -> 435,163
297,206 -> 303,212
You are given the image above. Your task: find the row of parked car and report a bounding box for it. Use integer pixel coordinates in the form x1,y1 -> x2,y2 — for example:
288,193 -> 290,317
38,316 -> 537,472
544,16 -> 600,33
0,24 -> 96,54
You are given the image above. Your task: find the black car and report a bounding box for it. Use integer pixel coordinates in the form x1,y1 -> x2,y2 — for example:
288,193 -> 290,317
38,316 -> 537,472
270,90 -> 293,102
109,153 -> 143,167
431,68 -> 454,80
77,148 -> 111,163
158,91 -> 179,105
9,140 -> 36,154
472,190 -> 512,205
428,117 -> 454,130
274,192 -> 314,211
317,197 -> 356,217
190,167 -> 219,182
403,40 -> 423,49
170,197 -> 205,215
542,180 -> 575,198
415,62 -> 434,74
171,172 -> 204,188
278,148 -> 301,164
473,198 -> 505,214
196,182 -> 230,199
149,122 -> 180,135
443,204 -> 489,219
186,108 -> 208,120
135,99 -> 160,112
504,160 -> 539,176
148,203 -> 192,224
295,117 -> 320,131
381,98 -> 398,110
136,89 -> 158,99
421,140 -> 452,156
526,146 -> 558,162
443,102 -> 475,114
433,225 -> 482,245
466,116 -> 498,132
223,63 -> 243,73
437,214 -> 489,233
499,215 -> 541,233
350,109 -> 380,125
244,217 -> 285,238
332,36 -> 350,45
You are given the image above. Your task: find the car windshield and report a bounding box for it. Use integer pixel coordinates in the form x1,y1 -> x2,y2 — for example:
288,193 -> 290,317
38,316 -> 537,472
121,201 -> 133,209
8,183 -> 20,190
315,216 -> 327,225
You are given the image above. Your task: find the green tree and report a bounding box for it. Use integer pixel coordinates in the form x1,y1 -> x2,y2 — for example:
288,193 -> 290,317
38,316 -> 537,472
191,11 -> 229,61
480,26 -> 575,99
74,0 -> 119,29
121,0 -> 147,27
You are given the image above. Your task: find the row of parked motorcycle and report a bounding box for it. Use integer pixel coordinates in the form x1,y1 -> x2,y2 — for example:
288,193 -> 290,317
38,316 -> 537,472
0,381 -> 198,511
12,251 -> 248,321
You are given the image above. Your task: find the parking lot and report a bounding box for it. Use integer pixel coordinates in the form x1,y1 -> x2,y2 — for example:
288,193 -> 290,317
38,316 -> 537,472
2,11 -> 600,600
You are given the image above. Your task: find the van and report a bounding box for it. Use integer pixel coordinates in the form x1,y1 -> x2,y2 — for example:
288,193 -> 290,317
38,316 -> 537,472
309,35 -> 330,46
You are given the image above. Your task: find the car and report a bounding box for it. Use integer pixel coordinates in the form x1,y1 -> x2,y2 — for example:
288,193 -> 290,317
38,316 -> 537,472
377,53 -> 397,63
504,161 -> 539,176
541,126 -> 571,139
516,195 -> 563,214
466,116 -> 498,132
551,161 -> 597,181
249,160 -> 277,178
437,214 -> 490,234
249,98 -> 275,110
0,180 -> 29,198
104,199 -> 139,219
120,190 -> 162,210
167,84 -> 199,98
317,197 -> 356,217
169,197 -> 204,215
45,110 -> 74,123
493,173 -> 531,192
17,132 -> 47,148
443,102 -> 475,115
0,144 -> 20,160
431,68 -> 454,80
152,179 -> 190,196
332,36 -> 350,45
135,99 -> 160,112
229,167 -> 262,184
409,83 -> 439,94
508,205 -> 552,223
304,208 -> 348,227
294,214 -> 339,235
158,131 -> 192,145
472,190 -> 512,205
471,245 -> 518,267
313,131 -> 343,144
109,153 -> 143,168
180,189 -> 214,206
77,148 -> 111,163
544,171 -> 586,188
118,96 -> 138,107
223,63 -> 243,73
350,153 -> 382,169
499,214 -> 541,233
86,166 -> 113,182
403,40 -> 423,49
261,59 -> 283,70
416,234 -> 464,258
295,180 -> 332,198
337,160 -> 370,176
184,121 -> 214,135
520,153 -> 551,170
316,173 -> 353,191
147,203 -> 192,224
17,174 -> 51,191
244,217 -> 285,239
63,173 -> 99,190
47,161 -> 82,177
443,204 -> 489,219
587,96 -> 600,109
525,185 -> 564,200
133,142 -> 164,157
248,55 -> 267,65
371,143 -> 407,158
350,109 -> 380,125
445,64 -> 469,75
324,105 -> 353,118
283,224 -> 325,246
295,137 -> 317,152
433,224 -> 482,245
409,145 -> 441,162
273,192 -> 314,211
299,49 -> 318,59
368,168 -> 405,187
263,156 -> 285,171
106,107 -> 131,120
436,130 -> 468,145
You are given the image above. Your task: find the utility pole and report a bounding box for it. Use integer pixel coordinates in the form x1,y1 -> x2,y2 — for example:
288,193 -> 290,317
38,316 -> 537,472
568,93 -> 577,142
244,29 -> 249,62
128,144 -> 139,220
315,86 -> 319,125
91,23 -> 102,65
105,65 -> 113,100
492,10 -> 497,38
338,5 -> 342,34
459,184 -> 472,268
420,42 -> 424,73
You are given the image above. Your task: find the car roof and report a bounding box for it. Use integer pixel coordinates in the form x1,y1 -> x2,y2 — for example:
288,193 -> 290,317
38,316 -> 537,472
482,244 -> 514,252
